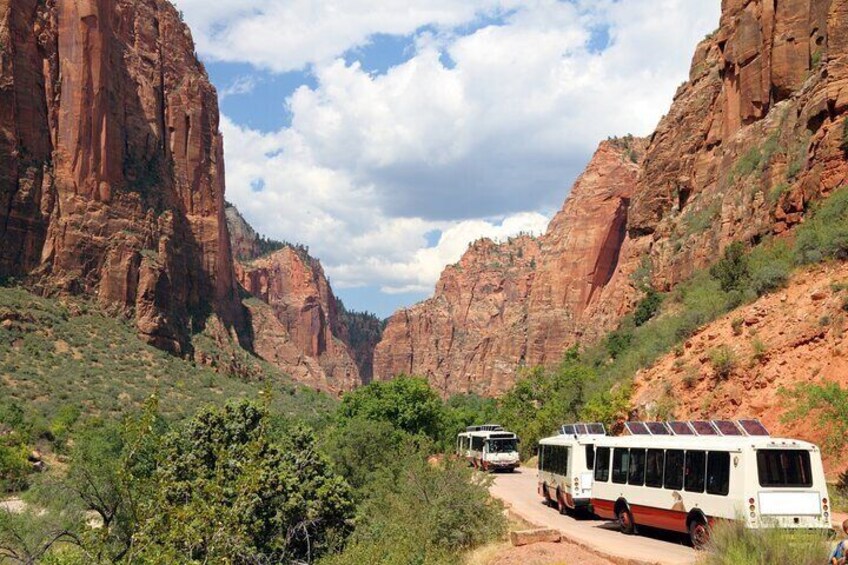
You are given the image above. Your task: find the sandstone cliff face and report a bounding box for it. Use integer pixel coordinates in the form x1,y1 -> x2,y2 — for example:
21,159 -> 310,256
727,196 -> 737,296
374,138 -> 645,397
236,247 -> 361,393
376,0 -> 848,396
374,235 -> 542,396
0,0 -> 243,353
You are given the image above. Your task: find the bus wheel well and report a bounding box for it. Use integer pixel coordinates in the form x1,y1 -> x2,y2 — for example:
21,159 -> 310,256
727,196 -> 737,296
686,510 -> 707,529
614,498 -> 629,515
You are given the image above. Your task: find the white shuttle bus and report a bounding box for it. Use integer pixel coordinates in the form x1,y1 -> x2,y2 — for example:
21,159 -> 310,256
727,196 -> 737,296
590,420 -> 831,547
457,425 -> 520,472
538,423 -> 606,514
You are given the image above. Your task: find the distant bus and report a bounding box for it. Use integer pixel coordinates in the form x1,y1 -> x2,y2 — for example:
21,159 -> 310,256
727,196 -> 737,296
538,423 -> 606,514
457,425 -> 520,472
590,420 -> 831,547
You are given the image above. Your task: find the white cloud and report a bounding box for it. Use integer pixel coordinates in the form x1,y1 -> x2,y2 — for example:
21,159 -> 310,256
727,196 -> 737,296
193,1 -> 721,310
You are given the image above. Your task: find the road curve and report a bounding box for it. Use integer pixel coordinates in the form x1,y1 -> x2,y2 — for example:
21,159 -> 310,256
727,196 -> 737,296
489,468 -> 698,565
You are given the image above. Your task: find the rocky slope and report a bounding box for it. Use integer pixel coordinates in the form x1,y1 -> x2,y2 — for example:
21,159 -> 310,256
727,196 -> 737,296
631,262 -> 848,473
374,137 -> 646,396
0,0 -> 243,354
375,0 -> 848,396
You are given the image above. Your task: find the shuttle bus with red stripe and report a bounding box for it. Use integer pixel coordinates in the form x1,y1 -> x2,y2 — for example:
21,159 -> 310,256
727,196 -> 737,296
456,425 -> 520,472
589,420 -> 831,547
538,423 -> 606,514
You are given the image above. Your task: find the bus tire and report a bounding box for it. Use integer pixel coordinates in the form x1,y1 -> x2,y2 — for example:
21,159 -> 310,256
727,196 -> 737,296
688,515 -> 710,549
542,484 -> 553,507
556,489 -> 567,515
616,504 -> 635,535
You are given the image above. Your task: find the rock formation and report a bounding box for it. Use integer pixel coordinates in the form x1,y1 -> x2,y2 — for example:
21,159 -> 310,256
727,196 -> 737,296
236,247 -> 361,393
376,0 -> 848,396
0,0 -> 244,353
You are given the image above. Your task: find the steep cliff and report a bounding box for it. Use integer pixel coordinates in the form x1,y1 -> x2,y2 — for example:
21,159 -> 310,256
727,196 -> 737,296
376,0 -> 848,396
0,0 -> 243,353
236,247 -> 361,393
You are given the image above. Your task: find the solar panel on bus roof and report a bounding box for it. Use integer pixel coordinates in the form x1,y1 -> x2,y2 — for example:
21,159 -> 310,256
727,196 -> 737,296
668,421 -> 695,435
690,420 -> 719,435
713,420 -> 744,436
646,422 -> 671,435
561,424 -> 575,435
738,419 -> 769,436
625,422 -> 651,435
587,423 -> 606,435
574,424 -> 588,434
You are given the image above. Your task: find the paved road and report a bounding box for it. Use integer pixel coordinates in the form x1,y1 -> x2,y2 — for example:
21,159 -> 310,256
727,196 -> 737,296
489,469 -> 698,565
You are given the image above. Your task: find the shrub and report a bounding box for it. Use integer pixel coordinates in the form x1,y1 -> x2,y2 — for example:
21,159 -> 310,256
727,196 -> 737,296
709,346 -> 737,379
781,380 -> 848,454
710,242 -> 750,293
751,339 -> 768,364
135,402 -> 354,563
337,376 -> 446,442
733,146 -> 763,179
701,519 -> 830,565
634,289 -> 663,327
731,317 -> 744,336
795,186 -> 848,263
0,442 -> 31,492
604,330 -> 634,359
321,454 -> 505,565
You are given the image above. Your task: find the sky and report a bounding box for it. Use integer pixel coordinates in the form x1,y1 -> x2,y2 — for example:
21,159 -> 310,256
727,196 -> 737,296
173,0 -> 721,318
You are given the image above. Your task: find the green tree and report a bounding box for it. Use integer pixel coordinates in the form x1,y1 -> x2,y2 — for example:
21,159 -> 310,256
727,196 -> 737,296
337,376 -> 445,441
134,400 -> 353,564
781,381 -> 848,455
710,242 -> 751,294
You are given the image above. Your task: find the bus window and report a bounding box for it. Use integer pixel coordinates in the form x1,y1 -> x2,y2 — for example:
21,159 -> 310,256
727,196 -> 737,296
684,450 -> 706,493
539,445 -> 546,471
757,450 -> 813,488
645,449 -> 664,488
472,436 -> 483,451
559,446 -> 570,475
629,449 -> 646,486
707,451 -> 730,496
612,448 -> 630,484
595,447 -> 611,482
585,445 -> 595,471
664,450 -> 684,490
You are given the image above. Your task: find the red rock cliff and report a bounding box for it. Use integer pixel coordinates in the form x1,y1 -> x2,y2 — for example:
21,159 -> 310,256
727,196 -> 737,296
374,138 -> 644,396
237,247 -> 361,393
0,0 -> 243,353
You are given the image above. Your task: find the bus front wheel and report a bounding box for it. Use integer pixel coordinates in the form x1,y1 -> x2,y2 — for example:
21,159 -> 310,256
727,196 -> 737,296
688,517 -> 710,549
616,506 -> 635,535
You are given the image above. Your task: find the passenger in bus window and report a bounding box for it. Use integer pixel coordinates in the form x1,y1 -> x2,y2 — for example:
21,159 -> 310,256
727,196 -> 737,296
831,519 -> 848,565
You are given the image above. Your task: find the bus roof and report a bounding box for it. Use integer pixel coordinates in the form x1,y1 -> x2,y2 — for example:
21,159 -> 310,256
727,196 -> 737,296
539,434 -> 603,447
593,434 -> 820,452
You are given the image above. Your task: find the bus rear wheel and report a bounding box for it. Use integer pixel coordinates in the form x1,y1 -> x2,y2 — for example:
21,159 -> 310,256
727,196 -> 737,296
616,506 -> 635,535
688,518 -> 710,549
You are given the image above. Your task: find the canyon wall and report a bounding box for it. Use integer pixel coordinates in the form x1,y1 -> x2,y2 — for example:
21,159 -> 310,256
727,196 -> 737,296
374,138 -> 645,396
0,0 -> 243,353
375,0 -> 848,396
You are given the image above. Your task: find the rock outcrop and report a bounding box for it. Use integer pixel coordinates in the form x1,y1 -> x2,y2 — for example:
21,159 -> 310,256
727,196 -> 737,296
376,0 -> 848,396
236,247 -> 361,393
374,137 -> 645,396
0,0 -> 244,353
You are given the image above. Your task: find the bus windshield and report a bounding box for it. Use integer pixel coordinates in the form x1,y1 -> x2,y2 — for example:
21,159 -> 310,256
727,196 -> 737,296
488,439 -> 517,453
757,450 -> 813,488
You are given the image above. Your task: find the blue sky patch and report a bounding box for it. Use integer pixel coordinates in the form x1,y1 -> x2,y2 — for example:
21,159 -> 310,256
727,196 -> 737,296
335,285 -> 428,319
344,33 -> 416,75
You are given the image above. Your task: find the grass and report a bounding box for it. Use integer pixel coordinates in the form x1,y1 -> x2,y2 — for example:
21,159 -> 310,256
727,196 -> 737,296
0,286 -> 337,431
709,346 -> 737,379
700,520 -> 831,565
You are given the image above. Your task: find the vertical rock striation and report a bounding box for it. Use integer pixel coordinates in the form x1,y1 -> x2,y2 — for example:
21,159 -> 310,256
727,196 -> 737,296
0,0 -> 244,353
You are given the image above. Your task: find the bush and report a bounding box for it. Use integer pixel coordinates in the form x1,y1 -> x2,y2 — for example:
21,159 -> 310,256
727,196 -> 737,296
710,242 -> 750,293
701,519 -> 830,565
135,401 -> 354,563
709,346 -> 737,379
781,380 -> 848,454
633,289 -> 663,327
0,442 -> 31,492
321,454 -> 505,565
604,330 -> 633,360
337,376 -> 446,442
795,186 -> 848,264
